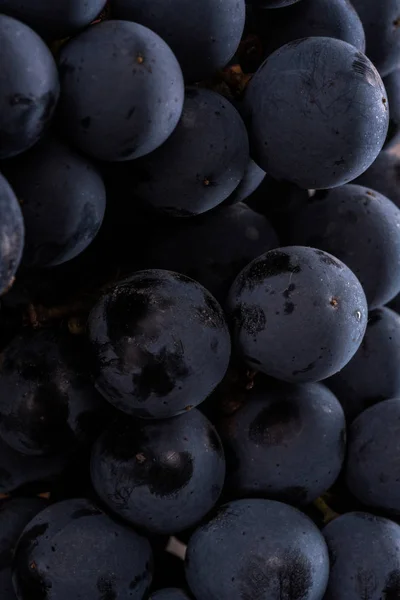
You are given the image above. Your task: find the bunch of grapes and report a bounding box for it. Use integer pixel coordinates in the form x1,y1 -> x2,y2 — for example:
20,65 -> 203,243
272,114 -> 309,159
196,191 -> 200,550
0,1 -> 400,599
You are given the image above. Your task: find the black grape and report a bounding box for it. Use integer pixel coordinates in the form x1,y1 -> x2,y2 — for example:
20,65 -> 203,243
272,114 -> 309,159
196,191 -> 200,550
112,0 -> 246,83
353,150 -> 400,209
227,246 -> 368,383
383,69 -> 400,149
0,173 -> 24,296
150,590 -> 191,600
2,137 -> 106,268
12,498 -> 153,600
218,382 -> 345,506
145,203 -> 279,303
327,307 -> 400,422
0,434 -> 71,495
0,328 -> 110,456
0,15 -> 59,159
0,0 -> 107,40
255,0 -> 366,58
57,20 -> 184,161
224,159 -> 266,205
323,512 -> 400,600
0,497 -> 48,600
121,88 -> 249,216
244,37 -> 388,189
88,270 -> 231,418
351,0 -> 400,77
91,409 -> 225,534
185,498 -> 329,600
346,398 -> 400,514
288,184 -> 400,309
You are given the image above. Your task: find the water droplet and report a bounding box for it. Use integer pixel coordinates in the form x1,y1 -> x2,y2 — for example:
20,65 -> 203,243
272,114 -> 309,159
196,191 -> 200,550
355,310 -> 362,321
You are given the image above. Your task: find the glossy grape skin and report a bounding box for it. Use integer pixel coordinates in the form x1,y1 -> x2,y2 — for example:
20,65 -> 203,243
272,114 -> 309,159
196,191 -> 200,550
0,329 -> 110,456
327,308 -> 400,422
0,15 -> 59,160
0,0 -> 107,40
351,0 -> 400,77
227,246 -> 368,383
244,37 -> 388,189
288,184 -> 400,309
57,20 -> 184,162
0,173 -> 24,296
88,270 -> 231,419
123,88 -> 249,216
150,590 -> 191,600
383,69 -> 400,149
219,382 -> 345,506
145,203 -> 279,303
91,409 -> 225,535
354,150 -> 400,209
255,0 -> 366,57
185,498 -> 329,600
2,137 -> 106,268
12,498 -> 153,600
323,512 -> 400,600
0,434 -> 71,494
112,0 -> 245,83
346,398 -> 400,514
0,498 -> 48,600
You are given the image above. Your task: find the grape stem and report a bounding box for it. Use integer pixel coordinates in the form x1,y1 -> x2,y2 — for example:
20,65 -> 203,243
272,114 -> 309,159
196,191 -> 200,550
313,497 -> 340,524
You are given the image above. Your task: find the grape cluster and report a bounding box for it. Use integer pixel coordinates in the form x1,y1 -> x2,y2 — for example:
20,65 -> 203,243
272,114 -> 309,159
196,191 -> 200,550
0,1 -> 399,599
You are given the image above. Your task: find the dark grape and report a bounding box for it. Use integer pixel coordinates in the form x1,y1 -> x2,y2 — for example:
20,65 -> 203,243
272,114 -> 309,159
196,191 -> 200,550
244,37 -> 388,189
323,512 -> 400,600
0,497 -> 48,600
218,381 -> 345,505
57,20 -> 184,161
91,409 -> 225,534
0,0 -> 107,40
0,173 -> 24,296
351,0 -> 400,76
12,498 -> 153,600
227,246 -> 368,383
327,307 -> 400,422
185,498 -> 329,600
88,270 -> 231,418
255,0 -> 366,57
0,15 -> 59,159
145,203 -> 279,303
121,88 -> 249,216
224,159 -> 266,206
150,590 -> 191,600
112,0 -> 246,82
354,150 -> 400,209
2,137 -> 106,268
288,184 -> 400,309
346,398 -> 400,514
0,329 -> 110,456
383,69 -> 400,149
